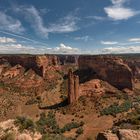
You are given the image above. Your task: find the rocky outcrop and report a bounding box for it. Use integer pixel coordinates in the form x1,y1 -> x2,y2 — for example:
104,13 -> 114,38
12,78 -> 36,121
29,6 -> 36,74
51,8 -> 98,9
1,65 -> 24,79
97,129 -> 140,140
118,129 -> 140,140
97,130 -> 119,140
68,69 -> 79,104
78,55 -> 133,90
80,79 -> 104,96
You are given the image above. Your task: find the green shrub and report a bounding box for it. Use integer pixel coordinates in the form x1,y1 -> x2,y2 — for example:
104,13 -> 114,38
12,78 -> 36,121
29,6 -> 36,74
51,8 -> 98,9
36,112 -> 60,134
61,121 -> 84,133
14,116 -> 35,132
0,82 -> 4,88
41,133 -> 72,140
76,127 -> 83,135
135,96 -> 140,102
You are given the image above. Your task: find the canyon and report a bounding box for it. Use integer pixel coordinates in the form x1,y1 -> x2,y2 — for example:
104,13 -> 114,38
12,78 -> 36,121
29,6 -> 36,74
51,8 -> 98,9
0,54 -> 140,140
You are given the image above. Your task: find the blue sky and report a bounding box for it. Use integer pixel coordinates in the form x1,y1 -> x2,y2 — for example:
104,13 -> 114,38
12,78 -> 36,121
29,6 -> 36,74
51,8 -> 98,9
0,0 -> 140,54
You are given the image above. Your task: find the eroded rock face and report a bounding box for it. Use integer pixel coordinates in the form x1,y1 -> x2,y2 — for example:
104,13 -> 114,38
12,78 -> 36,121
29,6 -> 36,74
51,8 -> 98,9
78,55 -> 133,90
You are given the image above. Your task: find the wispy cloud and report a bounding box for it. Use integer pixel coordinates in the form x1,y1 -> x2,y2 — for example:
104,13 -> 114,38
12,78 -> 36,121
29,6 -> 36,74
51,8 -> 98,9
0,11 -> 25,33
101,46 -> 140,54
129,38 -> 140,42
85,16 -> 105,21
74,36 -> 92,42
15,6 -> 79,38
104,0 -> 138,20
0,30 -> 48,46
101,40 -> 118,45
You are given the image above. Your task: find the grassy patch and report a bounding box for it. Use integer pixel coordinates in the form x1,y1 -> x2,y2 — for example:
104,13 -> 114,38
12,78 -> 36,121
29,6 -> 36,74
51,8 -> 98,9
100,100 -> 132,116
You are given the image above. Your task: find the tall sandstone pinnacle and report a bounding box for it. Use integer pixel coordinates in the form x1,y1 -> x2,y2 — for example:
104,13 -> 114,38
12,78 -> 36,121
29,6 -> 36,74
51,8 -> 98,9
68,69 -> 79,104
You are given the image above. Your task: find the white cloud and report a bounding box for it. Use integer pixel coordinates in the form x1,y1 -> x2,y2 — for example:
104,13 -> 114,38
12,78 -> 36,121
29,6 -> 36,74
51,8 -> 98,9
54,43 -> 79,54
129,38 -> 140,42
74,36 -> 92,42
101,46 -> 140,54
0,37 -> 79,54
0,37 -> 16,43
16,6 -> 79,38
0,44 -> 36,54
104,0 -> 138,20
101,41 -> 118,45
0,11 -> 25,33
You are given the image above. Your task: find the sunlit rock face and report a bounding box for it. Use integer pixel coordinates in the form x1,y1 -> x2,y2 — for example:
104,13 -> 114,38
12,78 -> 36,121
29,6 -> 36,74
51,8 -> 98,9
78,55 -> 133,90
0,55 -> 61,91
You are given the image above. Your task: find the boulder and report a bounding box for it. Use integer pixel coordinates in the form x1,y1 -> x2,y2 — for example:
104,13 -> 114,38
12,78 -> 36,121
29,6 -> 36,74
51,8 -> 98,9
118,129 -> 140,140
97,131 -> 118,140
97,129 -> 140,140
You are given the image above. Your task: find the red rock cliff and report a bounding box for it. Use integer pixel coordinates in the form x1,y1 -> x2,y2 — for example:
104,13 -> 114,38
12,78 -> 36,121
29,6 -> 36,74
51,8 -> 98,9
0,55 -> 58,77
78,55 -> 133,90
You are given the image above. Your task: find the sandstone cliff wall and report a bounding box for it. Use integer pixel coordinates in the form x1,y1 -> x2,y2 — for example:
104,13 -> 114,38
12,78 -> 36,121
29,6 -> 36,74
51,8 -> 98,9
78,55 -> 133,90
0,55 -> 58,77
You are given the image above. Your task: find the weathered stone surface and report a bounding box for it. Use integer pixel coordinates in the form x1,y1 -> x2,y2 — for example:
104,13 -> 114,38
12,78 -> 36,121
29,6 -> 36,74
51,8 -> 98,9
118,129 -> 140,140
78,55 -> 133,90
97,131 -> 119,140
